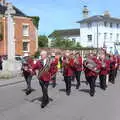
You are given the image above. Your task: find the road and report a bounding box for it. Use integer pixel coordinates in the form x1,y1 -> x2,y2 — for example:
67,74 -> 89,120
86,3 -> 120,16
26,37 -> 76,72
0,71 -> 120,120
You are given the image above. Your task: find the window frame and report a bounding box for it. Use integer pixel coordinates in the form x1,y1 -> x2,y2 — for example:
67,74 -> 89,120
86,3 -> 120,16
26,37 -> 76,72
23,41 -> 30,52
87,35 -> 92,42
22,24 -> 29,37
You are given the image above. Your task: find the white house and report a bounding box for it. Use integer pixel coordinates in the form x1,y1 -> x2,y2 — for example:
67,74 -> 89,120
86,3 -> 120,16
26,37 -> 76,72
77,14 -> 120,54
48,29 -> 80,47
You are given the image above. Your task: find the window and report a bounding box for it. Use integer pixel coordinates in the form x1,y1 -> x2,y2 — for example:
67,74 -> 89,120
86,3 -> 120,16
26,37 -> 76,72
104,21 -> 107,27
88,35 -> 92,42
110,23 -> 112,28
23,42 -> 29,52
88,22 -> 92,28
22,25 -> 29,36
116,33 -> 119,41
110,33 -> 112,41
72,38 -> 76,43
104,33 -> 107,40
117,24 -> 119,28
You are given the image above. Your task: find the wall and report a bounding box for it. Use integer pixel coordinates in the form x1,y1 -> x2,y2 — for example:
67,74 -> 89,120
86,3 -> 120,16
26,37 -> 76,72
0,16 -> 37,56
80,21 -> 120,53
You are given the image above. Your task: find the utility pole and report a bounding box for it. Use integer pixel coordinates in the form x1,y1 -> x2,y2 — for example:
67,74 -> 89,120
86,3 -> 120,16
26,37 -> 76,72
96,22 -> 99,54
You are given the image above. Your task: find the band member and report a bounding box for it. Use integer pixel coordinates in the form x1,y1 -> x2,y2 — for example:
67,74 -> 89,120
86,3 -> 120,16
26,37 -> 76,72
83,53 -> 101,96
109,55 -> 116,84
21,56 -> 34,95
32,50 -> 57,108
99,53 -> 109,90
63,52 -> 74,96
73,52 -> 82,89
50,52 -> 58,88
114,55 -> 119,78
70,53 -> 76,82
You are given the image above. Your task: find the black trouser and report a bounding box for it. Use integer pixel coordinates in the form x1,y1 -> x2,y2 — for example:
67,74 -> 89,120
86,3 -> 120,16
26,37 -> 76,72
0,63 -> 2,70
39,80 -> 49,105
99,75 -> 106,90
52,75 -> 56,87
75,71 -> 81,86
24,74 -> 32,90
115,69 -> 118,78
86,76 -> 97,96
71,72 -> 75,81
109,70 -> 115,84
64,76 -> 71,94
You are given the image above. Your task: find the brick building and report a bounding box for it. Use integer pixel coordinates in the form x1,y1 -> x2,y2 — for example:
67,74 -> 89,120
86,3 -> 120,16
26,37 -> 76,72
0,0 -> 38,57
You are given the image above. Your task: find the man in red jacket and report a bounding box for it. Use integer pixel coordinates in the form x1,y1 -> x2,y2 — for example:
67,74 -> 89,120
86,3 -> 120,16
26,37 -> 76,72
84,53 -> 101,96
74,52 -> 82,89
99,54 -> 110,90
50,52 -> 58,88
109,55 -> 116,84
21,56 -> 34,95
32,50 -> 56,108
63,52 -> 74,96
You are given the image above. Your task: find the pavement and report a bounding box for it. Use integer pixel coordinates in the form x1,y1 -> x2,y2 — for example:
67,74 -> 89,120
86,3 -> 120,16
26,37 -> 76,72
0,71 -> 120,120
0,76 -> 24,87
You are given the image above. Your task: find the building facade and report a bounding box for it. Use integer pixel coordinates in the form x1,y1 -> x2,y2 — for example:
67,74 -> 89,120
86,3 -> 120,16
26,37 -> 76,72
48,29 -> 80,47
77,15 -> 120,53
0,0 -> 38,57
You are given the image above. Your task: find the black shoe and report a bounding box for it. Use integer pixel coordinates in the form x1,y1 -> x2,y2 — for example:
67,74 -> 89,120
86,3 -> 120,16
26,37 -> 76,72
76,84 -> 80,89
25,89 -> 32,95
90,91 -> 95,97
85,81 -> 88,85
41,100 -> 49,108
52,83 -> 56,88
41,103 -> 45,108
66,91 -> 70,96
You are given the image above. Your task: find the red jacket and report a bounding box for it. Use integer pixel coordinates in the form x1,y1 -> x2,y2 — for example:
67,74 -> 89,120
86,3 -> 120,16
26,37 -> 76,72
110,56 -> 116,70
49,58 -> 58,77
63,58 -> 74,76
74,56 -> 82,71
84,57 -> 101,77
99,59 -> 110,75
22,58 -> 34,76
32,59 -> 57,82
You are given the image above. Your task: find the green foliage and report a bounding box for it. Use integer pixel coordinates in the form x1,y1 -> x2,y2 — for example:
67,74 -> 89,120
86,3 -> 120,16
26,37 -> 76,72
34,50 -> 40,58
38,35 -> 48,48
30,16 -> 40,29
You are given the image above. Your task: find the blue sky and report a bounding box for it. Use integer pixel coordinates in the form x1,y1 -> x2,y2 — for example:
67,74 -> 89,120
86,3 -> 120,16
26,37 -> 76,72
8,0 -> 120,35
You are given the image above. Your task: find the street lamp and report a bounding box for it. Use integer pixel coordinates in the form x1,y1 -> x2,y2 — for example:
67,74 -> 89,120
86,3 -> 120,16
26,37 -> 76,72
96,22 -> 99,54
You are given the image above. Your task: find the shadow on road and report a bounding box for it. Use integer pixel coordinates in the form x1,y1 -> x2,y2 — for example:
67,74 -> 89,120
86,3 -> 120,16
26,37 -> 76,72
21,88 -> 36,92
59,88 -> 66,92
29,97 -> 53,103
79,89 -> 90,94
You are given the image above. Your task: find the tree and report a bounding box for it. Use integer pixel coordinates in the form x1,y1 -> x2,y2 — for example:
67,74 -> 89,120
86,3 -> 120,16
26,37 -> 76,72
38,35 -> 48,48
30,16 -> 40,29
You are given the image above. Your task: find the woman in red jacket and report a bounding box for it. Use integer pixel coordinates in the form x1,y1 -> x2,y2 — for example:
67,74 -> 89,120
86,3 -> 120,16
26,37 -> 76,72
74,52 -> 82,89
99,54 -> 110,90
63,52 -> 74,96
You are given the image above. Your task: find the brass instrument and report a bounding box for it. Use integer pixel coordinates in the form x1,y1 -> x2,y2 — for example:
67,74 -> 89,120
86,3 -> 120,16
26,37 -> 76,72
85,58 -> 100,73
37,57 -> 51,79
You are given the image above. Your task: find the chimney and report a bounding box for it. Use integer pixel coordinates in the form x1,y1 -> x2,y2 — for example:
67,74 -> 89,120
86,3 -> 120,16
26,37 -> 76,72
82,5 -> 89,18
104,10 -> 110,17
0,0 -> 6,6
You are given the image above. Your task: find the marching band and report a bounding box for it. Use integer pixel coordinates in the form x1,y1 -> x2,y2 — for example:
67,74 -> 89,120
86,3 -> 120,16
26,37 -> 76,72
21,49 -> 120,108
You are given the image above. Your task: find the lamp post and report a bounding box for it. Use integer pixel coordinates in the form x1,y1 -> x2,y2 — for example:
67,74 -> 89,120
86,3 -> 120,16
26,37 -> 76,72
96,22 -> 99,54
